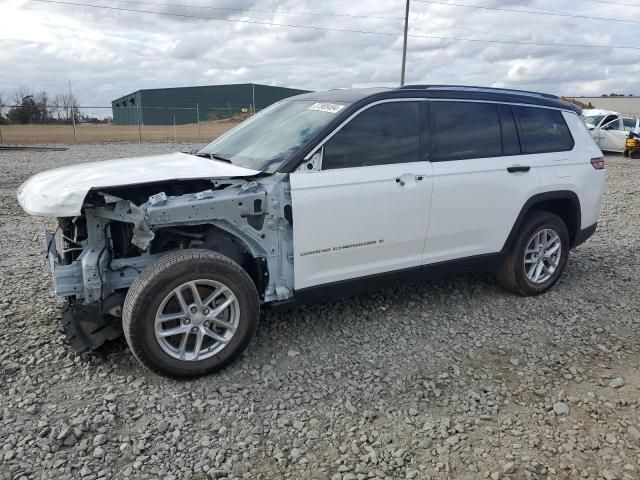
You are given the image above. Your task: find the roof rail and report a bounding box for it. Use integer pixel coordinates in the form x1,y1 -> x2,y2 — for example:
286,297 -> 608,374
398,84 -> 558,100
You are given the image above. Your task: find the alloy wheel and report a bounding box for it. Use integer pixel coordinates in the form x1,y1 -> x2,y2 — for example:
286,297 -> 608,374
523,228 -> 562,284
154,279 -> 240,361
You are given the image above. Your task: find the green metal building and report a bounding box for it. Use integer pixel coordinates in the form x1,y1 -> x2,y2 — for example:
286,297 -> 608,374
111,83 -> 310,126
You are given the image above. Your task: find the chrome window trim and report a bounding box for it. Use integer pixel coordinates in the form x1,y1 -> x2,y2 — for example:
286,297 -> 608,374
305,97 -> 579,161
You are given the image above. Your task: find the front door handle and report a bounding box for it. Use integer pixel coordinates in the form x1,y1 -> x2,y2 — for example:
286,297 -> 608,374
396,173 -> 427,186
507,165 -> 531,173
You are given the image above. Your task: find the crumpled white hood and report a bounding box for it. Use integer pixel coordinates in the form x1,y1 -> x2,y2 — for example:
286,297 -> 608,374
17,151 -> 260,217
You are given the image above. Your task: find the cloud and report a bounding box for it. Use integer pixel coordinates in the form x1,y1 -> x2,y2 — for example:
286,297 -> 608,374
0,0 -> 638,112
204,67 -> 250,79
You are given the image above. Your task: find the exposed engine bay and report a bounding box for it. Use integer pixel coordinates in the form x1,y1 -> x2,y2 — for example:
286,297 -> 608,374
46,174 -> 295,350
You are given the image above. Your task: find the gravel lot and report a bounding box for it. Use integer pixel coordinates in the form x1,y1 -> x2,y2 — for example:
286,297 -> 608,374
0,144 -> 639,480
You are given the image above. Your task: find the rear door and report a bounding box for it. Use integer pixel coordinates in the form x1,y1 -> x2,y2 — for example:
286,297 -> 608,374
512,105 -> 580,191
423,100 -> 540,264
289,100 -> 433,289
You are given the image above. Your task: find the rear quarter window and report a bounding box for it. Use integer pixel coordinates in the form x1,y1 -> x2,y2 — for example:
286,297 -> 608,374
513,106 -> 574,154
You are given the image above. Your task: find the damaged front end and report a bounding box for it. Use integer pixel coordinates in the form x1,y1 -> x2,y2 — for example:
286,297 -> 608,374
45,175 -> 294,352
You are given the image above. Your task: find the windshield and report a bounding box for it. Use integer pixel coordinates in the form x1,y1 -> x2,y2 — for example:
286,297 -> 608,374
581,114 -> 605,128
198,99 -> 350,172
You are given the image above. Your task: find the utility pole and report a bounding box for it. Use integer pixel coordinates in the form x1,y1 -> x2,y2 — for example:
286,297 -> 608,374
68,80 -> 77,143
137,104 -> 142,143
196,103 -> 200,141
400,0 -> 410,86
252,84 -> 256,115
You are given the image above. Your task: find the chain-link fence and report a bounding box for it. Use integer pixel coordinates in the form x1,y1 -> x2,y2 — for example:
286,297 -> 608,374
0,105 -> 254,145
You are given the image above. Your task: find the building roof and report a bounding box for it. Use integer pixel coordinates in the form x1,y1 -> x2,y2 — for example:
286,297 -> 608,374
112,83 -> 309,103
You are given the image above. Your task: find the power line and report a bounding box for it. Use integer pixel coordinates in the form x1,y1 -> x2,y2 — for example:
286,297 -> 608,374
31,0 -> 410,37
32,0 -> 640,52
108,0 -> 533,41
111,0 -> 406,21
410,14 -> 532,41
413,0 -> 640,25
582,0 -> 640,6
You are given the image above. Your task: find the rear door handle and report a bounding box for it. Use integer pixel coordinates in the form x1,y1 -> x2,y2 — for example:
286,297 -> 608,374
507,165 -> 531,173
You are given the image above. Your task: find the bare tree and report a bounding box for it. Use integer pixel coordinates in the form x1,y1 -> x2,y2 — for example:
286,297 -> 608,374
52,94 -> 64,121
12,86 -> 33,105
55,91 -> 80,123
35,91 -> 50,120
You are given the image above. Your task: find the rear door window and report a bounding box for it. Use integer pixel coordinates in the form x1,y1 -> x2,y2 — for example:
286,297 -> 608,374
513,106 -> 574,153
429,101 -> 504,161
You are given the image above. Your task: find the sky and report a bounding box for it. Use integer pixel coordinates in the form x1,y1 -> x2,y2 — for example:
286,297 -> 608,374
1,0 -> 639,113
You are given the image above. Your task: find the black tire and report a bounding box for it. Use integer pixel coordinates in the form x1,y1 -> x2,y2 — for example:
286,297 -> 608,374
497,210 -> 570,296
122,249 -> 259,378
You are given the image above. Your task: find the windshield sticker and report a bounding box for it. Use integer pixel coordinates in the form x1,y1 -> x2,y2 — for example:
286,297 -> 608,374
307,103 -> 345,114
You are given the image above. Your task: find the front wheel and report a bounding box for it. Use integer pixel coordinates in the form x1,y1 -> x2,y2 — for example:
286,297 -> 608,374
122,249 -> 259,378
497,211 -> 570,296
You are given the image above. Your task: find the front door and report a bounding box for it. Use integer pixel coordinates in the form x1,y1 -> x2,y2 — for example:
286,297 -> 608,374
290,100 -> 433,290
597,117 -> 627,152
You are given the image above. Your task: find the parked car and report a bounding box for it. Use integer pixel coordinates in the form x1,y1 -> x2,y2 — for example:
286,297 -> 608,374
18,85 -> 606,378
626,128 -> 640,159
582,108 -> 639,153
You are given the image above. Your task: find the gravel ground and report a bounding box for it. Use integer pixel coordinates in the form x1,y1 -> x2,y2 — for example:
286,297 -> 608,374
0,143 -> 639,480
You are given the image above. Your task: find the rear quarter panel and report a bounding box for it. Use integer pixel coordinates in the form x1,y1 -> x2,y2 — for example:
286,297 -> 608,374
562,112 -> 606,228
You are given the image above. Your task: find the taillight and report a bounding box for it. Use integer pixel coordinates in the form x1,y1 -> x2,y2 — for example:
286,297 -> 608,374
591,157 -> 605,170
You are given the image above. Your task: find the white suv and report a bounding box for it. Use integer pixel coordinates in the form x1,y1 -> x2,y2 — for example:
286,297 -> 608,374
18,85 -> 606,378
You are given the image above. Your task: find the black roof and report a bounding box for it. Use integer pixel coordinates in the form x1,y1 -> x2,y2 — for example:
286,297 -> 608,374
291,85 -> 581,113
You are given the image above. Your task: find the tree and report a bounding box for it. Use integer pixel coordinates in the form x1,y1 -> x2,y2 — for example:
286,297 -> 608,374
0,91 -> 5,121
7,95 -> 39,124
35,90 -> 50,120
3,87 -> 81,124
53,91 -> 79,123
7,87 -> 51,124
12,86 -> 32,106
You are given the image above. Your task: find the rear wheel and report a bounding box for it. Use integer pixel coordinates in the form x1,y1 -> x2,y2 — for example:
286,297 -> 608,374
497,210 -> 570,296
123,249 -> 259,378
